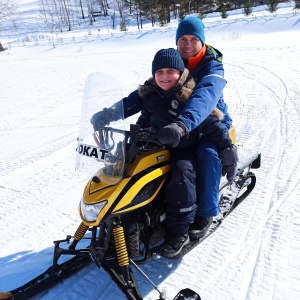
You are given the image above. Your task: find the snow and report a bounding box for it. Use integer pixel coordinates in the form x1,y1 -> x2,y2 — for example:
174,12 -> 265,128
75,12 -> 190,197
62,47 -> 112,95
1,1 -> 300,299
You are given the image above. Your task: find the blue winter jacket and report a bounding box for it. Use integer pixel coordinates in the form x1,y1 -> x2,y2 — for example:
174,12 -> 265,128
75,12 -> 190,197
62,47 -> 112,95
179,45 -> 232,131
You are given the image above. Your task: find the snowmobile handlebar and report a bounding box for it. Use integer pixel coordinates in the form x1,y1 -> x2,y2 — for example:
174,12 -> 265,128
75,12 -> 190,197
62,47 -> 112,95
94,124 -> 164,150
129,124 -> 165,148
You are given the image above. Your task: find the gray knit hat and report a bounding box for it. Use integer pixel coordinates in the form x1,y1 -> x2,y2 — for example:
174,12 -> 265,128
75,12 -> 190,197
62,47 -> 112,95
152,48 -> 185,77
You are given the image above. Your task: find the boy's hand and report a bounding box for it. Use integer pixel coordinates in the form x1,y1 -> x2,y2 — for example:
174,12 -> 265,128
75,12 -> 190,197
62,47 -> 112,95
219,144 -> 238,182
157,121 -> 188,147
90,108 -> 116,130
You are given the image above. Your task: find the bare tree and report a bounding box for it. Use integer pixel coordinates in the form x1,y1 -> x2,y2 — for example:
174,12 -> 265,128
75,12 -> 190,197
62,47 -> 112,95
116,0 -> 124,18
0,0 -> 18,23
0,0 -> 19,50
79,0 -> 85,19
96,0 -> 109,17
40,0 -> 80,32
61,0 -> 72,30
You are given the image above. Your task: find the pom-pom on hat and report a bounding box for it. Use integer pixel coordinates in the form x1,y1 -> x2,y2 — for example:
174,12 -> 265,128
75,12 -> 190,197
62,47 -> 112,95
176,17 -> 205,46
152,48 -> 185,77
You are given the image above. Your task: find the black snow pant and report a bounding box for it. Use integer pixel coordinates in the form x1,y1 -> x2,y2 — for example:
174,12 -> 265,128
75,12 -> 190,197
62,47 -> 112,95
164,147 -> 198,235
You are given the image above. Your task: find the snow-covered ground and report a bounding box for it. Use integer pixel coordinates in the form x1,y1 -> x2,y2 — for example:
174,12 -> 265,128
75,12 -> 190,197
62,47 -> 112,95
0,2 -> 300,299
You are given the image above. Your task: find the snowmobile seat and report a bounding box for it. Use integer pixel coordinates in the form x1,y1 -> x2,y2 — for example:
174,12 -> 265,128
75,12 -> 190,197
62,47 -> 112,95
229,125 -> 236,144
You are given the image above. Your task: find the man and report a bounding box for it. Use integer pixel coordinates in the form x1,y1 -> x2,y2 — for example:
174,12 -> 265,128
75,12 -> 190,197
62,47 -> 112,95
159,17 -> 237,242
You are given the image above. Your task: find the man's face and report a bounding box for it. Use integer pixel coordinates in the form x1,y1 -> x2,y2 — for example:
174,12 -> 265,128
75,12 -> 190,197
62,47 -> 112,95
154,68 -> 181,91
177,35 -> 203,60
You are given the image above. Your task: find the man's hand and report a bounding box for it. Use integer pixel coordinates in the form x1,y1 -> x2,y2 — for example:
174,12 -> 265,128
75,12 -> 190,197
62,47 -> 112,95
219,144 -> 238,182
157,121 -> 188,147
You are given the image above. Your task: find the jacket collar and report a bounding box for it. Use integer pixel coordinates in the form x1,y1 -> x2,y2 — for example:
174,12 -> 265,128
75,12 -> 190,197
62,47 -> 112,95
186,45 -> 207,74
138,69 -> 196,103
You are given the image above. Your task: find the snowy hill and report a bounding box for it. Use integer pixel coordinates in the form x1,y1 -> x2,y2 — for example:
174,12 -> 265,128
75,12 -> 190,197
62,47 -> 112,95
0,1 -> 300,300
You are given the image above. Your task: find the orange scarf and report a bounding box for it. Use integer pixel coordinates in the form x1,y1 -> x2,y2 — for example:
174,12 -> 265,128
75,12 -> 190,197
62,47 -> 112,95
186,45 -> 206,74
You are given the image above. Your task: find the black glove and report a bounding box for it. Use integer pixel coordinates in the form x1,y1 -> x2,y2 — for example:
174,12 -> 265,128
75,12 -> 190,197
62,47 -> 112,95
157,121 -> 188,148
219,144 -> 238,182
90,108 -> 117,130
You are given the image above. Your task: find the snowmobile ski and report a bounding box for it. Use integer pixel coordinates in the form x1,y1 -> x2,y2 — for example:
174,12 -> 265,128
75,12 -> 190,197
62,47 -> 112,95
173,288 -> 201,300
0,250 -> 91,300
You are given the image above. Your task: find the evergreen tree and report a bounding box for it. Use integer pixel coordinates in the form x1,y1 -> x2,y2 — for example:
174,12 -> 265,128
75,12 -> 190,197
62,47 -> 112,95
244,0 -> 252,16
221,5 -> 228,19
295,0 -> 300,9
157,7 -> 168,26
119,18 -> 127,31
267,0 -> 279,13
198,3 -> 206,20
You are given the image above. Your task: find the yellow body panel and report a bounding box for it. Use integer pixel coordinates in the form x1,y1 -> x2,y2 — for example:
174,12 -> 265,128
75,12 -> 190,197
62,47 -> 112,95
80,149 -> 171,226
112,165 -> 170,213
127,149 -> 170,176
229,125 -> 236,144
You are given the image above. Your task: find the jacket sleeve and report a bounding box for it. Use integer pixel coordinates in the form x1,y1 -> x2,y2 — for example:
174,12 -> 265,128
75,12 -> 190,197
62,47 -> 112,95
198,115 -> 232,150
178,61 -> 227,132
136,109 -> 151,128
121,89 -> 144,119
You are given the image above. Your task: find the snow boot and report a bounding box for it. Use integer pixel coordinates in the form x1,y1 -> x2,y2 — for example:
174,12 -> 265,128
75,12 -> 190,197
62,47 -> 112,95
159,232 -> 190,258
189,216 -> 213,240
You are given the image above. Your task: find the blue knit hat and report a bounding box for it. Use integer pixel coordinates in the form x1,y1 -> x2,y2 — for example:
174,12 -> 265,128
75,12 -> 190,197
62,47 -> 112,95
176,17 -> 205,45
152,48 -> 185,77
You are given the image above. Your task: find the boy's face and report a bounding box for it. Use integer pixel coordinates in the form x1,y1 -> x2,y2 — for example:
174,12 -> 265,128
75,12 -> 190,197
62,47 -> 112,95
154,68 -> 181,91
177,35 -> 202,60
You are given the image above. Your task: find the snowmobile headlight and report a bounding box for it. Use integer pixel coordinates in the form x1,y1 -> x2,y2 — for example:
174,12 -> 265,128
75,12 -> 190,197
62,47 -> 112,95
80,197 -> 107,222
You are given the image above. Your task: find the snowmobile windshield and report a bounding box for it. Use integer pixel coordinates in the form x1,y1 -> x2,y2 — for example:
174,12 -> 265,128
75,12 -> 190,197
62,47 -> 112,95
75,73 -> 125,185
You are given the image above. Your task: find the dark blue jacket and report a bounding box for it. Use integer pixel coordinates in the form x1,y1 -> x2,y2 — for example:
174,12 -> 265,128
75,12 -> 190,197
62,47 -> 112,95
116,69 -> 231,150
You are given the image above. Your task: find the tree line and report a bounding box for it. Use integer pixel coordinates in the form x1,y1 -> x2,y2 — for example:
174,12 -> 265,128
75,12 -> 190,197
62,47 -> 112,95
1,0 -> 300,38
